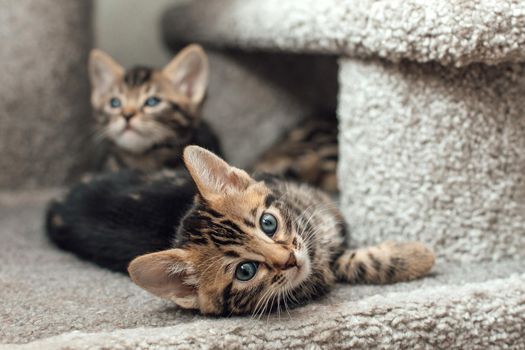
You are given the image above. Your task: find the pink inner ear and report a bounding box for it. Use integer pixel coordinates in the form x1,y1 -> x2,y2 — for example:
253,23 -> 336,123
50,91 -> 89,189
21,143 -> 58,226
128,251 -> 197,300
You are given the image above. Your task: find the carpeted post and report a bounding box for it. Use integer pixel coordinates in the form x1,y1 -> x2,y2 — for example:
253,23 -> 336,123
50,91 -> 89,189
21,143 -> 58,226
0,1 -> 93,189
338,58 -> 525,262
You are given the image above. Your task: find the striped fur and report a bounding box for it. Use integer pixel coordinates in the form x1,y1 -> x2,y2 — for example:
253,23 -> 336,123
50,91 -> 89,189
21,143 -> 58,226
88,44 -> 221,172
128,146 -> 435,316
253,115 -> 338,193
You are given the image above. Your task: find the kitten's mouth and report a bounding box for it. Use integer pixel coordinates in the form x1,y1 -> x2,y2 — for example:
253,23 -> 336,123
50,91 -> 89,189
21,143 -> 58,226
119,124 -> 145,137
121,124 -> 135,133
288,257 -> 310,285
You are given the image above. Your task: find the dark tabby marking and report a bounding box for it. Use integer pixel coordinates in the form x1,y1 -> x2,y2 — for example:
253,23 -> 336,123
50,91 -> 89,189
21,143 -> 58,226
253,115 -> 338,193
124,67 -> 153,86
46,146 -> 435,315
89,44 -> 221,172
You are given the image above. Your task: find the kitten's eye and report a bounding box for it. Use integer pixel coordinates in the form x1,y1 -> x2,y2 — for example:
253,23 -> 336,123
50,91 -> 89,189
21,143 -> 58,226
109,97 -> 121,108
260,213 -> 278,236
144,96 -> 161,107
235,262 -> 258,281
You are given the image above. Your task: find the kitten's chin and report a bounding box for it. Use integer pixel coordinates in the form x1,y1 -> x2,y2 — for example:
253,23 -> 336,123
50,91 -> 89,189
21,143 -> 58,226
113,130 -> 155,154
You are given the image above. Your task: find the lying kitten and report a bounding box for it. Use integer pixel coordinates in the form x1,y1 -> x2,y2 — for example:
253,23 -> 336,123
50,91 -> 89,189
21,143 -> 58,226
46,146 -> 434,316
253,115 -> 338,193
89,44 -> 221,171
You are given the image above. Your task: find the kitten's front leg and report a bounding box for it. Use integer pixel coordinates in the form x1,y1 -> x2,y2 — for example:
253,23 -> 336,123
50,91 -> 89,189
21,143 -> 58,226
333,241 -> 435,284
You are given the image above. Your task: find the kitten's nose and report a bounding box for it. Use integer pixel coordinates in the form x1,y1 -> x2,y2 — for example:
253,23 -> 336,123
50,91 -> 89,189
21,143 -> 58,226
122,112 -> 135,122
279,252 -> 297,270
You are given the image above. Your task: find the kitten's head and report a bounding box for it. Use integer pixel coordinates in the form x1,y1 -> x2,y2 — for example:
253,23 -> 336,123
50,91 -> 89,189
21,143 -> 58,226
128,146 -> 319,316
89,45 -> 208,154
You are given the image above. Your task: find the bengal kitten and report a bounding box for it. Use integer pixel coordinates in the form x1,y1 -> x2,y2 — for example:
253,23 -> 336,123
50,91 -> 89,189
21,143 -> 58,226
89,44 -> 221,171
253,116 -> 338,193
46,146 -> 434,316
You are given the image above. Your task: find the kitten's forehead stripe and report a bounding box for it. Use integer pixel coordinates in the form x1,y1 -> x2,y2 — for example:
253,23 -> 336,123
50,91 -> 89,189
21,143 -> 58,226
124,66 -> 153,86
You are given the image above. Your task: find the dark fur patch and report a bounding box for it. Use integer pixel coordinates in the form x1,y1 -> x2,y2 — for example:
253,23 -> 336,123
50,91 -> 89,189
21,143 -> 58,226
221,282 -> 233,316
124,66 -> 152,86
224,250 -> 240,258
243,219 -> 255,228
369,252 -> 382,272
355,262 -> 367,282
264,194 -> 277,208
45,169 -> 195,272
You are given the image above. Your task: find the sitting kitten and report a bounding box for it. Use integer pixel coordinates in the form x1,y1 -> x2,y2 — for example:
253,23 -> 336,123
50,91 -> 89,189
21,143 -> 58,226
253,115 -> 338,193
46,146 -> 434,316
89,44 -> 221,171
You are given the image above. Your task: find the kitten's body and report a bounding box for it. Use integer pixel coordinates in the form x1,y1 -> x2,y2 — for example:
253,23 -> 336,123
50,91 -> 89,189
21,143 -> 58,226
47,146 -> 434,316
253,116 -> 338,193
89,46 -> 221,172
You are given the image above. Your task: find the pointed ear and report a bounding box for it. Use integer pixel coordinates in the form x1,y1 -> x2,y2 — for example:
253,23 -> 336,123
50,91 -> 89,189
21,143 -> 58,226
88,49 -> 124,105
183,146 -> 254,198
162,44 -> 209,105
128,249 -> 199,310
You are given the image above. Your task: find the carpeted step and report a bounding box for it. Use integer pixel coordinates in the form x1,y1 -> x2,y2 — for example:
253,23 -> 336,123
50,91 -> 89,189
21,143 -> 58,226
1,192 -> 524,348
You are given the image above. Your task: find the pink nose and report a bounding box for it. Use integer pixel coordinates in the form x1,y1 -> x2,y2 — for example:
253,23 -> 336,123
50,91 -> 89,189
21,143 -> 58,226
279,253 -> 297,270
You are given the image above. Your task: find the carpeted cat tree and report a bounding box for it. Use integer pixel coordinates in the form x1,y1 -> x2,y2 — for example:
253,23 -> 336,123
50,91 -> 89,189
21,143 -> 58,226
2,0 -> 525,349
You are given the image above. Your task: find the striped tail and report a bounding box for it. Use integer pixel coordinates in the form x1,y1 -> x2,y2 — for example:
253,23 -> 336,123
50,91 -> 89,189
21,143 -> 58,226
334,241 -> 435,284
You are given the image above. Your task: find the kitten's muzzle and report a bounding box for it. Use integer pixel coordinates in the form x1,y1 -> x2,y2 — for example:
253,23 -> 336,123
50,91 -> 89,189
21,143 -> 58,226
277,252 -> 298,270
258,240 -> 298,271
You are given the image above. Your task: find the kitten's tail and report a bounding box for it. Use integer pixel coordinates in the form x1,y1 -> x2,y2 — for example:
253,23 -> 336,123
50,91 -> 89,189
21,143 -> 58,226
334,241 -> 435,284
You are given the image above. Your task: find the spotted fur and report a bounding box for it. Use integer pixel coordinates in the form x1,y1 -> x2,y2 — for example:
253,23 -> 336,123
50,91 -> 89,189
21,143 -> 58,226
88,44 -> 221,172
46,146 -> 434,316
253,115 -> 338,193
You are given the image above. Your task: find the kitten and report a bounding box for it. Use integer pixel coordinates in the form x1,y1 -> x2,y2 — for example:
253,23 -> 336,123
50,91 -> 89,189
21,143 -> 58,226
46,146 -> 434,316
89,44 -> 221,172
253,115 -> 338,193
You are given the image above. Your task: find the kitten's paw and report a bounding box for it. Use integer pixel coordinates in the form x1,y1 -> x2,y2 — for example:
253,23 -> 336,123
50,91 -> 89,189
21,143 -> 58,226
379,241 -> 435,282
335,241 -> 435,284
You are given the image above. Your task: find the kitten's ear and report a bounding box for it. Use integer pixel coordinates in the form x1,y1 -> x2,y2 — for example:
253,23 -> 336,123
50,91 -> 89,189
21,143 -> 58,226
89,49 -> 124,104
163,44 -> 209,105
128,249 -> 199,310
183,146 -> 254,198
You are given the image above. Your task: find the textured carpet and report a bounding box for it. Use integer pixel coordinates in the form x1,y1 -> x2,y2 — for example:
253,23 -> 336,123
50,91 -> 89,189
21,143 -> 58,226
338,58 -> 525,263
1,192 -> 524,349
163,0 -> 525,67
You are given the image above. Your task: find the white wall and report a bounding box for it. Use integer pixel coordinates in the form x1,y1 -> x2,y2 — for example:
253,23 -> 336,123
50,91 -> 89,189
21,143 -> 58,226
94,0 -> 179,68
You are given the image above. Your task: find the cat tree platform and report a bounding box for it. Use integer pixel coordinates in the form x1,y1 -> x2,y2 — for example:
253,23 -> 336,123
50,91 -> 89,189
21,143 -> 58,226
160,0 -> 525,348
2,1 -> 525,348
1,193 -> 524,349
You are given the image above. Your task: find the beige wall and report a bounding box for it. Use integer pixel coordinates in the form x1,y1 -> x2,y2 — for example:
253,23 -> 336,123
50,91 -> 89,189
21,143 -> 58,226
95,0 -> 181,68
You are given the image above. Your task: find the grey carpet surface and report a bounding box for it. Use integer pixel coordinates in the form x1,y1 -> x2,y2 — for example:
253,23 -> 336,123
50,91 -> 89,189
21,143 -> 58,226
1,192 -> 524,348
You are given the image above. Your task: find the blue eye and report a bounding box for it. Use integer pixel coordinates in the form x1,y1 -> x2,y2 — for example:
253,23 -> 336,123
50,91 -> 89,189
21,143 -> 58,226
109,97 -> 121,108
144,96 -> 161,107
260,213 -> 278,236
235,262 -> 258,281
